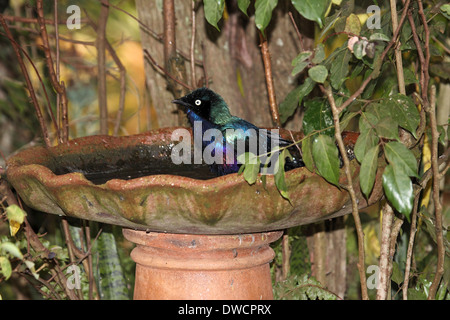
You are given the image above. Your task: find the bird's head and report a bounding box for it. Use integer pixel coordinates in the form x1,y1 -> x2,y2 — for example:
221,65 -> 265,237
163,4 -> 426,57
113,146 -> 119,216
172,87 -> 232,124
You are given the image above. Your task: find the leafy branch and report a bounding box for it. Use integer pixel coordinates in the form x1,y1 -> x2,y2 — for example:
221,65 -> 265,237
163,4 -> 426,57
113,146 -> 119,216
202,0 -> 450,300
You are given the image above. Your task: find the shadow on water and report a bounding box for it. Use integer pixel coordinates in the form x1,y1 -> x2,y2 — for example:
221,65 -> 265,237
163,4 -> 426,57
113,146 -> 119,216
46,144 -> 216,185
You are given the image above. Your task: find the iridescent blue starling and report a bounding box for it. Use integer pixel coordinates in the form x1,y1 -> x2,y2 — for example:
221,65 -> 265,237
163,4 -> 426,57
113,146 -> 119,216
172,87 -> 304,176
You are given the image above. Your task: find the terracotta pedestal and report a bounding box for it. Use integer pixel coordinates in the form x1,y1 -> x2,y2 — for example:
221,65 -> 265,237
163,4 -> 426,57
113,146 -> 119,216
123,229 -> 283,300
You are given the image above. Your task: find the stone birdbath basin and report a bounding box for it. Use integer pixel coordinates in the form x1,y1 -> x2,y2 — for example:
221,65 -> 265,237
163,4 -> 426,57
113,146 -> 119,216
6,127 -> 383,299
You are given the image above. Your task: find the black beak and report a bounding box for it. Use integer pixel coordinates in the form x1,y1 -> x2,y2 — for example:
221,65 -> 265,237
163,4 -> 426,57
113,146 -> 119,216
172,99 -> 191,108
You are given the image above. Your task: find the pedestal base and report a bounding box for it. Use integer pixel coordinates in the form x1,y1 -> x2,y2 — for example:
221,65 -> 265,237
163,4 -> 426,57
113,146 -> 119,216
123,229 -> 283,300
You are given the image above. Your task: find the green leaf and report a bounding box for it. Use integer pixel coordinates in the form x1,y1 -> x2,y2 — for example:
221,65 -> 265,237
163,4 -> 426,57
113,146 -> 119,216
330,48 -> 351,90
359,111 -> 379,133
359,145 -> 379,198
365,102 -> 392,120
391,261 -> 404,285
369,33 -> 390,42
344,14 -> 361,35
339,111 -> 358,132
24,260 -> 39,280
255,0 -> 278,35
312,135 -> 340,186
292,51 -> 312,66
0,242 -> 23,260
437,125 -> 446,146
303,98 -> 334,136
353,40 -> 367,59
279,77 -> 315,124
0,256 -> 12,280
6,204 -> 27,236
237,152 -> 260,184
440,4 -> 450,20
301,136 -> 315,172
274,274 -> 337,300
291,0 -> 330,28
203,0 -> 225,31
384,141 -> 419,178
354,129 -> 379,162
308,65 -> 328,83
386,94 -> 420,138
6,205 -> 27,224
94,226 -> 130,300
274,149 -> 291,200
403,68 -> 418,85
382,164 -> 414,218
292,61 -> 310,76
237,0 -> 251,16
244,161 -> 261,185
312,44 -> 326,64
374,117 -> 400,140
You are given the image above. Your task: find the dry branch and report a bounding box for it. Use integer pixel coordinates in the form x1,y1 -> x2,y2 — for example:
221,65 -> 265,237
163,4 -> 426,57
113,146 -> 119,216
0,15 -> 51,147
259,32 -> 280,127
320,85 -> 368,300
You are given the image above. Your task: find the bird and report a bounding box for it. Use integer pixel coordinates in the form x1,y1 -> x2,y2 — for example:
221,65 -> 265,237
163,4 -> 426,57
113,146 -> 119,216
172,87 -> 304,176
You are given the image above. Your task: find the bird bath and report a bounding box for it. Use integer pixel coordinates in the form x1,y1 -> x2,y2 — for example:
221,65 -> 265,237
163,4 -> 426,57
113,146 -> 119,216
6,127 -> 384,299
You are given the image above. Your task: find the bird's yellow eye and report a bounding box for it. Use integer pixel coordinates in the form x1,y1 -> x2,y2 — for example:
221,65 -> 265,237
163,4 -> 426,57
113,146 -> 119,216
195,99 -> 202,106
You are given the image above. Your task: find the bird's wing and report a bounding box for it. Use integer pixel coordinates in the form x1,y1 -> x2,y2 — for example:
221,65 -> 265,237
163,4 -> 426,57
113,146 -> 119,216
221,117 -> 292,154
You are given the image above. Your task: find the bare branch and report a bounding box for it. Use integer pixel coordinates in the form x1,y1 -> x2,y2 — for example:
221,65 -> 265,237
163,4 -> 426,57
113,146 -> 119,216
377,203 -> 394,300
427,85 -> 445,299
96,0 -> 110,135
0,15 -> 51,147
190,0 -> 197,87
389,0 -> 405,95
320,84 -> 368,300
259,31 -> 280,127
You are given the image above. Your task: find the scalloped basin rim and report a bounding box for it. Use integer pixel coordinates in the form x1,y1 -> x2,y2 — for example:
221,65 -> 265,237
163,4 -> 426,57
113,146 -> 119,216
6,127 -> 384,234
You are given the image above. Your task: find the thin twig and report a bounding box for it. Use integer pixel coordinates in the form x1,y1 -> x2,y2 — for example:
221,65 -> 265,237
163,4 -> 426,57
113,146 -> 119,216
389,0 -> 405,95
402,191 -> 420,299
0,29 -> 59,140
417,0 -> 430,109
0,15 -> 51,147
259,31 -> 280,127
320,84 -> 368,300
405,2 -> 427,105
110,43 -> 127,136
36,0 -> 69,142
23,217 -> 79,299
99,0 -> 203,67
144,49 -> 193,91
288,12 -> 304,52
190,0 -> 197,87
53,0 -> 66,144
0,14 -> 75,25
201,41 -> 209,87
427,85 -> 445,299
35,1 -> 65,96
84,10 -> 126,136
96,0 -> 110,135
